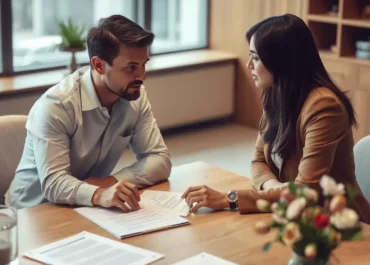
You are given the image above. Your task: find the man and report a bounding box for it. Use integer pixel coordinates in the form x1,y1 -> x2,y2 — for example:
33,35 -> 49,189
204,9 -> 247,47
5,15 -> 171,211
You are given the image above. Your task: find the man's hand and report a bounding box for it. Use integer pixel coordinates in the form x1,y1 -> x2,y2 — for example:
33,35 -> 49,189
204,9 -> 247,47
181,185 -> 229,213
92,181 -> 141,212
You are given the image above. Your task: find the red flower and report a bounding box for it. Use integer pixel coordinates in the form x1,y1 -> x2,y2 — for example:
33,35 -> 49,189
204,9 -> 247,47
314,213 -> 330,229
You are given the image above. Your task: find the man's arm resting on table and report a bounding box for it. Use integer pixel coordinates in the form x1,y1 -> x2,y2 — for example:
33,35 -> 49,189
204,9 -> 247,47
84,176 -> 118,188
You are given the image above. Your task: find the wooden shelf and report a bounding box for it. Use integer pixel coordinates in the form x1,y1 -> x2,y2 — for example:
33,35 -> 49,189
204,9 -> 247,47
342,19 -> 370,28
306,0 -> 370,142
319,50 -> 339,59
340,56 -> 370,66
306,14 -> 339,24
306,0 -> 370,65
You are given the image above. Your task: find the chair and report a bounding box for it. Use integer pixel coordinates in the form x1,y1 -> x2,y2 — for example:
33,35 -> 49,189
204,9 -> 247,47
0,115 -> 27,204
354,135 -> 370,203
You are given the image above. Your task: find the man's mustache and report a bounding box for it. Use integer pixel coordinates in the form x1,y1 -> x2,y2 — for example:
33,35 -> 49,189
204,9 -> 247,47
128,80 -> 143,87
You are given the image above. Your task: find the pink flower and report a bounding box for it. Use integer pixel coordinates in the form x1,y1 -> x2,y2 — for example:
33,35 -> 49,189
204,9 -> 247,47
282,222 -> 302,246
302,207 -> 321,222
280,189 -> 295,204
253,221 -> 270,234
271,202 -> 279,213
319,175 -> 345,197
331,208 -> 359,229
256,199 -> 271,212
305,243 -> 317,259
329,195 -> 347,213
286,198 -> 306,220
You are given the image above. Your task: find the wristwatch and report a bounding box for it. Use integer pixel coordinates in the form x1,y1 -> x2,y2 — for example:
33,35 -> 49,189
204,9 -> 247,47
227,190 -> 239,210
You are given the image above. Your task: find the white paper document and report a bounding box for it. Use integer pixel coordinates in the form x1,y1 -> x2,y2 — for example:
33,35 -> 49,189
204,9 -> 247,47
74,204 -> 190,239
23,231 -> 164,265
141,190 -> 190,217
172,252 -> 238,265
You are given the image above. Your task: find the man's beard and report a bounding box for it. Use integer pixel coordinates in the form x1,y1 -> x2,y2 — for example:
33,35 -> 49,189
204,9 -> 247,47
104,80 -> 143,101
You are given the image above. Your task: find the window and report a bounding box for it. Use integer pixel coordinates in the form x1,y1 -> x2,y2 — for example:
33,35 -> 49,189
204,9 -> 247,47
0,0 -> 209,75
0,8 -> 2,73
151,0 -> 208,54
12,0 -> 136,71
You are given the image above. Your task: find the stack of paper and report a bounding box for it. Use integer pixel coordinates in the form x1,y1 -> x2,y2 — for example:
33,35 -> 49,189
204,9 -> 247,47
172,252 -> 238,265
140,190 -> 190,217
74,191 -> 191,239
23,231 -> 164,265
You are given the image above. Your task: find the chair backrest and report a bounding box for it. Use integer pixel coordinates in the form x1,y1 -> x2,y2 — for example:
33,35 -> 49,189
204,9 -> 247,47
0,115 -> 27,204
354,135 -> 370,203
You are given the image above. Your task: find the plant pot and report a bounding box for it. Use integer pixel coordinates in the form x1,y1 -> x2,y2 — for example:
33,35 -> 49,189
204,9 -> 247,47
287,252 -> 332,265
59,47 -> 86,73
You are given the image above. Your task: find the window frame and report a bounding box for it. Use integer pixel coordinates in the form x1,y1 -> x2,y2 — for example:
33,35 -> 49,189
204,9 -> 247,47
0,0 -> 209,77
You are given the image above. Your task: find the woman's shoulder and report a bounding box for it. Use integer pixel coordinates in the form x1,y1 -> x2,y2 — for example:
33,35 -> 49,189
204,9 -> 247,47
300,87 -> 348,124
305,86 -> 341,104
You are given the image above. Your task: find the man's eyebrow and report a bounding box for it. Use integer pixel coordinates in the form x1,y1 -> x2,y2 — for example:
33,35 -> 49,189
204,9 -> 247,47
126,58 -> 150,65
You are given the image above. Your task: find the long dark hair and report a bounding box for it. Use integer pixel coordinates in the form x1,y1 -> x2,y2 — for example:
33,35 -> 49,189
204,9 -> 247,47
246,14 -> 356,159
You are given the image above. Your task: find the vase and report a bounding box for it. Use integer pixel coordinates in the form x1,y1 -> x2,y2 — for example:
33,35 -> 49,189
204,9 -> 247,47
287,252 -> 332,265
59,47 -> 86,73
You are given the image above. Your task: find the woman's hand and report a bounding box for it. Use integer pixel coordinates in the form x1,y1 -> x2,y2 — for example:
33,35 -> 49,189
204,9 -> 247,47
181,185 -> 229,212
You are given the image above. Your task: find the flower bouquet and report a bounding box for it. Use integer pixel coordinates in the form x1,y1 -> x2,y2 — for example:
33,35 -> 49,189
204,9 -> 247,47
254,175 -> 362,265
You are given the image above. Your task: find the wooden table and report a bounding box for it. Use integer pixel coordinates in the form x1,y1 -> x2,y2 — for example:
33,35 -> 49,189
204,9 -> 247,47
18,162 -> 370,265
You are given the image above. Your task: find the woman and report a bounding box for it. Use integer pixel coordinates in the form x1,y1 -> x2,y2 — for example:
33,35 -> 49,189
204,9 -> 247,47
182,14 -> 370,223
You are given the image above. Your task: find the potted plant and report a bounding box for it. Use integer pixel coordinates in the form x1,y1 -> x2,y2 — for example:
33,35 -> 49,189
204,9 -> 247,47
57,18 -> 86,73
254,175 -> 362,265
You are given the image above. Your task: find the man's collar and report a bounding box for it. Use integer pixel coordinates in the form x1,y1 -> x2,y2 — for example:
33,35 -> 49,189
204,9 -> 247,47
80,67 -> 103,111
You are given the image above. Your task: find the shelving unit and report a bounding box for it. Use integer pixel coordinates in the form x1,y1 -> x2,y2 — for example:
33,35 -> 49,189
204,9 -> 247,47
305,0 -> 370,66
305,0 -> 370,142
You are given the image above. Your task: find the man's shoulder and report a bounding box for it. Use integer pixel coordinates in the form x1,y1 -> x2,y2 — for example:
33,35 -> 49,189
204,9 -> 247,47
30,68 -> 88,121
44,68 -> 87,103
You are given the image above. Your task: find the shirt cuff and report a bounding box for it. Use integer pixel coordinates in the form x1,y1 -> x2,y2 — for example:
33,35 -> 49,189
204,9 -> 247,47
253,175 -> 278,191
76,183 -> 99,206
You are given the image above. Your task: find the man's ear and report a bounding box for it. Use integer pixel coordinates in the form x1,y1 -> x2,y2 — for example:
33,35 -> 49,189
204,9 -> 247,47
91,57 -> 106,74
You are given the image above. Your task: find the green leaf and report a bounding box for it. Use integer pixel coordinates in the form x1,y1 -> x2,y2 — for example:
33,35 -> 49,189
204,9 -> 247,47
351,231 -> 363,241
262,242 -> 272,252
57,17 -> 86,49
340,227 -> 363,241
346,185 -> 359,202
288,181 -> 297,195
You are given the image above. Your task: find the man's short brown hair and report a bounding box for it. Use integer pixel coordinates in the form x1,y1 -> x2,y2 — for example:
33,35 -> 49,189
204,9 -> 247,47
87,15 -> 154,66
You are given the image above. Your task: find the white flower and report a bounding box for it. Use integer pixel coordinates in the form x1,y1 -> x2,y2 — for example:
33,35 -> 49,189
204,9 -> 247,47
253,221 -> 270,234
305,243 -> 317,259
329,195 -> 347,213
271,202 -> 279,212
272,213 -> 288,224
282,222 -> 302,246
303,187 -> 318,203
271,202 -> 285,217
319,175 -> 345,196
331,208 -> 359,229
286,197 -> 306,220
256,199 -> 271,212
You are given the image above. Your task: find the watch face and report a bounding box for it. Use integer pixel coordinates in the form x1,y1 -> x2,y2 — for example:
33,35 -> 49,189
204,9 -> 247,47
228,191 -> 238,202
